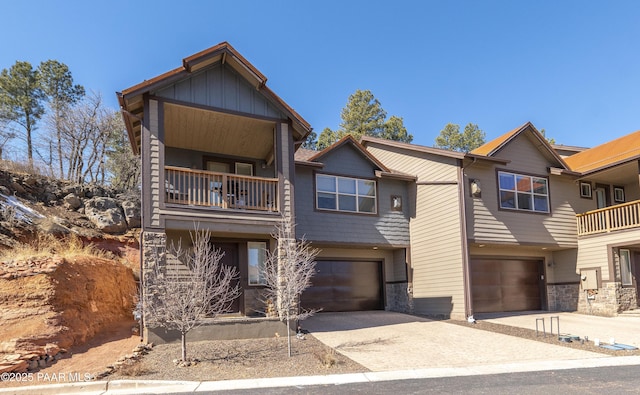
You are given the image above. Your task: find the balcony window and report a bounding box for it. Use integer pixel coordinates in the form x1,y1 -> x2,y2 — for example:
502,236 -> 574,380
316,174 -> 376,214
620,249 -> 632,286
248,242 -> 267,286
498,171 -> 549,213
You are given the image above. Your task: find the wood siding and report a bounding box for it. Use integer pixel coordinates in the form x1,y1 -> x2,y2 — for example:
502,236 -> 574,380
365,142 -> 466,319
156,63 -> 284,120
148,99 -> 161,228
366,145 -> 459,182
576,228 -> 640,281
294,143 -> 410,247
465,135 -> 591,247
411,184 -> 466,319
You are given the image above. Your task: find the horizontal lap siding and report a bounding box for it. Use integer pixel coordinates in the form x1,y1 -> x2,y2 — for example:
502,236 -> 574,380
148,100 -> 161,228
365,143 -> 466,319
577,228 -> 640,281
465,135 -> 591,247
294,145 -> 410,247
411,184 -> 465,318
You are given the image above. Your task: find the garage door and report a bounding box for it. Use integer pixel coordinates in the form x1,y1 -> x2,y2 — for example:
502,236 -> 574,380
301,260 -> 383,312
471,258 -> 543,313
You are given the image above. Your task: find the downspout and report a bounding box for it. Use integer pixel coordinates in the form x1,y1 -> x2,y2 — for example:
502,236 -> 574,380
459,157 -> 477,320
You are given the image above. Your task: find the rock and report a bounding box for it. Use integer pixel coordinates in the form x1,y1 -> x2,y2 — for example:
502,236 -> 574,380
24,177 -> 39,187
64,193 -> 83,210
10,182 -> 26,194
44,343 -> 60,357
28,359 -> 39,371
120,199 -> 141,228
0,185 -> 10,195
84,197 -> 128,234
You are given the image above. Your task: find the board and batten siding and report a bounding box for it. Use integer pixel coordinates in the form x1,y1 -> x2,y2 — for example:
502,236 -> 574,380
465,134 -> 589,247
576,229 -> 640,281
155,63 -> 284,120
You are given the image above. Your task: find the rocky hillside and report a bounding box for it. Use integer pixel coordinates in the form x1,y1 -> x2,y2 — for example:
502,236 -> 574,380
0,169 -> 140,375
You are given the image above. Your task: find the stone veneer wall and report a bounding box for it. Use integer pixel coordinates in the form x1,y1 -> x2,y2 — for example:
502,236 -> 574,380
547,283 -> 579,311
576,282 -> 628,317
618,286 -> 637,312
385,282 -> 413,313
141,231 -> 167,326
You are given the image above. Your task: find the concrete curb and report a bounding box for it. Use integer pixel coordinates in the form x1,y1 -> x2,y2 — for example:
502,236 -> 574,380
2,356 -> 640,394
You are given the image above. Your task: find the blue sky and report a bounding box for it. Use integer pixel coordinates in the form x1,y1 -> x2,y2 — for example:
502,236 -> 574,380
1,0 -> 639,149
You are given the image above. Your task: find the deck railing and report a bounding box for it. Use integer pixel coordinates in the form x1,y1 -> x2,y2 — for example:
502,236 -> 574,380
576,199 -> 640,236
165,166 -> 278,212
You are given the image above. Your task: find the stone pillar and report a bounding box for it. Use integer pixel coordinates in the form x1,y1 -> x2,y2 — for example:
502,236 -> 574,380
141,231 -> 167,334
385,282 -> 414,314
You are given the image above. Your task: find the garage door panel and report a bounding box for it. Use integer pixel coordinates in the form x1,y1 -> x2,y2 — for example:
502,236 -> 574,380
301,260 -> 382,312
471,258 -> 543,313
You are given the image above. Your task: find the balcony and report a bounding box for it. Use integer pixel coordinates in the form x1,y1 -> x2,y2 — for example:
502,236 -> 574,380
576,200 -> 640,236
165,166 -> 279,212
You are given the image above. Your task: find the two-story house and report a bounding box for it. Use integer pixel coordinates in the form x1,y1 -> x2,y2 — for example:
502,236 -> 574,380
118,42 -> 312,342
363,123 -> 596,320
564,131 -> 640,315
294,136 -> 413,314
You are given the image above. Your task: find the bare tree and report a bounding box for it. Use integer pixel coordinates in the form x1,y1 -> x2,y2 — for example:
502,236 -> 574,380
263,215 -> 320,357
144,227 -> 241,363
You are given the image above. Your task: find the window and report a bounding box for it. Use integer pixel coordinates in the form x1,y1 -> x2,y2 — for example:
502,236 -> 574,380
235,162 -> 253,176
316,174 -> 376,213
620,249 -> 633,286
498,171 -> 549,213
580,182 -> 592,199
614,187 -> 625,203
248,242 -> 267,285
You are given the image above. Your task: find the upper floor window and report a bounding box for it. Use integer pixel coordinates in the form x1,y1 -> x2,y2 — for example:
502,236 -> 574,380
316,174 -> 376,214
498,171 -> 549,213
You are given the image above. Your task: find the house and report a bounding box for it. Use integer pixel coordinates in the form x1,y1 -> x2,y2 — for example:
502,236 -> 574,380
564,131 -> 640,315
118,42 -> 313,342
120,42 -> 638,344
365,123 -> 640,319
294,135 -> 414,314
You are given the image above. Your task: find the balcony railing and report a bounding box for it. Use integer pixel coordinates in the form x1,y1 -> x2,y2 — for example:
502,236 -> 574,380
165,166 -> 278,212
576,199 -> 640,236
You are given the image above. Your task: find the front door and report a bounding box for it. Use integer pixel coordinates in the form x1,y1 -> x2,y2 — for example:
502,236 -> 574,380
212,242 -> 242,314
595,185 -> 610,209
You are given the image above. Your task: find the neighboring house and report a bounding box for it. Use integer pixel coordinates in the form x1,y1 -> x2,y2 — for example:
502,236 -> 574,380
118,42 -> 312,341
120,42 -> 638,343
564,131 -> 640,316
294,136 -> 414,314
365,123 -> 640,319
364,123 -> 601,320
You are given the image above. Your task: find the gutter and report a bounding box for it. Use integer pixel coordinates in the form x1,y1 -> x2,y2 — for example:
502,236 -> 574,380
458,161 -> 473,320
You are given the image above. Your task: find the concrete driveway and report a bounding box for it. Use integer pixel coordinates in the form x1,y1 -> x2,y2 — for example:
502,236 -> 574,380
303,311 -> 608,372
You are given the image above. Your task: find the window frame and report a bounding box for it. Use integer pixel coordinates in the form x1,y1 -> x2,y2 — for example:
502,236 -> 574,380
315,173 -> 377,214
247,241 -> 267,286
614,186 -> 625,203
619,248 -> 633,287
580,182 -> 592,199
497,170 -> 550,214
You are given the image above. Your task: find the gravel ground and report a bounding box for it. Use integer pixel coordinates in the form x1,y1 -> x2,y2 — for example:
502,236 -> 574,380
446,319 -> 640,357
104,318 -> 639,383
108,334 -> 367,382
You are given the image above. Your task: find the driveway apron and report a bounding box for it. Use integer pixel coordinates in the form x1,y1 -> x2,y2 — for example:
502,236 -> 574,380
304,311 -> 605,372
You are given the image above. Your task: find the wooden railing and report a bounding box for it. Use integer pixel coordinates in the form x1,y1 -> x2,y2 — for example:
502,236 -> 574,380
165,166 -> 278,212
576,200 -> 640,236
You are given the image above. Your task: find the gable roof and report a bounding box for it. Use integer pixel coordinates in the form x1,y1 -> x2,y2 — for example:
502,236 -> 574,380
563,130 -> 640,174
470,122 -> 570,170
117,42 -> 311,153
305,135 -> 391,173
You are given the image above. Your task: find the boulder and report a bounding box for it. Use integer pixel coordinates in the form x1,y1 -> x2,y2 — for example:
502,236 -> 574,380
120,198 -> 141,228
84,197 -> 128,234
63,193 -> 83,210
